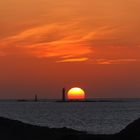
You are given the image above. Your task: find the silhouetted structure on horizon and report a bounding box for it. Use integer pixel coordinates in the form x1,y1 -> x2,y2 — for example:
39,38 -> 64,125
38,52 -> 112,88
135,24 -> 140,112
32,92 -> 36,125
62,88 -> 66,101
35,94 -> 38,102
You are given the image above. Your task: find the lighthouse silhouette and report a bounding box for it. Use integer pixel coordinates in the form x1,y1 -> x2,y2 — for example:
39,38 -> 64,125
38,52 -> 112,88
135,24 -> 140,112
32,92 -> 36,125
62,88 -> 66,101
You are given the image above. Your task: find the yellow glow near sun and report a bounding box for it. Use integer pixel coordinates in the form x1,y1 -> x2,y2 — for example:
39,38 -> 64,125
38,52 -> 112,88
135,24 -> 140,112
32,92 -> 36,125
67,87 -> 86,100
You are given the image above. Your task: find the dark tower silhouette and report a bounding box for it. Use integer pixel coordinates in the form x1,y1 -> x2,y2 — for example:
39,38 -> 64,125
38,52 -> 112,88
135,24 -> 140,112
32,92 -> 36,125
62,88 -> 66,101
35,94 -> 38,102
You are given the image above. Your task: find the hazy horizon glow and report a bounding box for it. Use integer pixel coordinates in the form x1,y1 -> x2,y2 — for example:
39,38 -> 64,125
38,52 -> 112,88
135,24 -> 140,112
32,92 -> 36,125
0,0 -> 140,99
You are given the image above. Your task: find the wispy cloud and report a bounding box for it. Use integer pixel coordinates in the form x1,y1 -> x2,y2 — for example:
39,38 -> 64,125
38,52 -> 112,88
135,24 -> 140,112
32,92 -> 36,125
94,58 -> 139,64
31,45 -> 91,59
0,22 -> 116,62
57,57 -> 88,63
0,21 -> 139,64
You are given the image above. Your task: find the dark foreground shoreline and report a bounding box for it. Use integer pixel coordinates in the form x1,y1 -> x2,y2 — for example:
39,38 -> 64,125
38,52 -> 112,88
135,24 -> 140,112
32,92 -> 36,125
0,117 -> 140,140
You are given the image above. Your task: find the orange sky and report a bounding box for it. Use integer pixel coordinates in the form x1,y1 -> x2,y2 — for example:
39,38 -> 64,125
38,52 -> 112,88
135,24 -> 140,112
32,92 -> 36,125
0,0 -> 140,99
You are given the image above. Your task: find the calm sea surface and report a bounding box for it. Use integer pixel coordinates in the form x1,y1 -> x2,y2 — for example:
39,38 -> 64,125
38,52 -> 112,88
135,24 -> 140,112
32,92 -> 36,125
0,100 -> 140,134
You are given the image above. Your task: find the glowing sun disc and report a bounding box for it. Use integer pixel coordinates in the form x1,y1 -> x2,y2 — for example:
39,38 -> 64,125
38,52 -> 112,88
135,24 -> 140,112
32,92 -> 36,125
67,87 -> 85,100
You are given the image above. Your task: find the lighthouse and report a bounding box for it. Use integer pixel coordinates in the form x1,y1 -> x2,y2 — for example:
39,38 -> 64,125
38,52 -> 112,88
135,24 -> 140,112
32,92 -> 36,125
62,88 -> 66,101
35,94 -> 38,102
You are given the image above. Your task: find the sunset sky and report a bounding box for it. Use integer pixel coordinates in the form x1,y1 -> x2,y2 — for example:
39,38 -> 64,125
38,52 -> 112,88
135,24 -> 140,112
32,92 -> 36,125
0,0 -> 140,99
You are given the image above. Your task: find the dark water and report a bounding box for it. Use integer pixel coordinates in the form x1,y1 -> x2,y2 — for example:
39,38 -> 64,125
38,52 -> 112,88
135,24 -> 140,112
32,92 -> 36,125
0,100 -> 140,134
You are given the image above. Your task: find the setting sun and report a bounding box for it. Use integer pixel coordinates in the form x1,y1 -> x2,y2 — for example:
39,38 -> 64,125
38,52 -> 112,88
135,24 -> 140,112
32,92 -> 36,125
67,87 -> 86,100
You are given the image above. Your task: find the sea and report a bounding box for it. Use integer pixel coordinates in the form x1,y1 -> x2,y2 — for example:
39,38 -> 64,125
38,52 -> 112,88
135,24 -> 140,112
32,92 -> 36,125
0,99 -> 140,134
